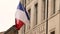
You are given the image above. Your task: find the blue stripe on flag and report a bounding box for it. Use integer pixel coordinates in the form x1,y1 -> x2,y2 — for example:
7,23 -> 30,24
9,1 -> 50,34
17,2 -> 30,20
24,8 -> 30,20
17,3 -> 24,11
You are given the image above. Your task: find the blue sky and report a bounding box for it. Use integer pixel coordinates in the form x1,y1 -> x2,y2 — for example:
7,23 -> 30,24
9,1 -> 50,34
0,0 -> 19,32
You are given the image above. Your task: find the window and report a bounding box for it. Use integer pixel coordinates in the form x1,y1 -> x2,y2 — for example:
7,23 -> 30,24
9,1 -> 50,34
28,9 -> 31,17
50,31 -> 55,34
35,3 -> 38,25
53,0 -> 55,14
28,9 -> 31,29
43,0 -> 45,20
51,0 -> 55,15
50,28 -> 55,34
24,8 -> 31,31
42,0 -> 45,20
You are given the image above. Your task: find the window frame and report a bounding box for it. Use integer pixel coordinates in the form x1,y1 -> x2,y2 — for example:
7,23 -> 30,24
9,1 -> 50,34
49,28 -> 56,34
35,3 -> 38,25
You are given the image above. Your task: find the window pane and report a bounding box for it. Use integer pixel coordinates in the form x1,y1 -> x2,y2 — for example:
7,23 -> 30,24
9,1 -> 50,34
42,0 -> 45,20
50,31 -> 55,34
53,0 -> 55,14
43,0 -> 45,20
28,9 -> 31,29
35,3 -> 38,25
51,0 -> 55,15
28,9 -> 31,17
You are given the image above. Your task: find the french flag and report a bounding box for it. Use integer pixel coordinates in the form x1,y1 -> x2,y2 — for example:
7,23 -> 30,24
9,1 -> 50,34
15,2 -> 30,30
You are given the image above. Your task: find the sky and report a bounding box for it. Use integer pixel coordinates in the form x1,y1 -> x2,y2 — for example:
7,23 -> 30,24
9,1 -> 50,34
0,0 -> 19,32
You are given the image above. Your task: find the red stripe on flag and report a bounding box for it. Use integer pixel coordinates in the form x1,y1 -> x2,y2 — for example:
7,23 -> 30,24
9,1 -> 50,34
15,19 -> 24,30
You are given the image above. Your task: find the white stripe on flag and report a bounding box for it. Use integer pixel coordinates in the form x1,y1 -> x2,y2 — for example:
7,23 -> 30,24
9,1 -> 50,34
15,9 -> 29,24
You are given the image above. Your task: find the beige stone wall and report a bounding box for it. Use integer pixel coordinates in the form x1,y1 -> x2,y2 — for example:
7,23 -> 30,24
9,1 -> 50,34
48,12 -> 60,34
19,0 -> 60,34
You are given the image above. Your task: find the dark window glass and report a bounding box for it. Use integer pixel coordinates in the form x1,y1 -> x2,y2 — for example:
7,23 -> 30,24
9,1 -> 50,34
50,31 -> 55,34
43,0 -> 45,20
28,9 -> 31,17
35,3 -> 38,25
28,9 -> 31,29
42,0 -> 45,20
53,0 -> 55,14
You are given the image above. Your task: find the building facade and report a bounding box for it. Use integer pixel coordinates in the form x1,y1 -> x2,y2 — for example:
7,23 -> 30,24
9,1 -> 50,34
19,0 -> 60,34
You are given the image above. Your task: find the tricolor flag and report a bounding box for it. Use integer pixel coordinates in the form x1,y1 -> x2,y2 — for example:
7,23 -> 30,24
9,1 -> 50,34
15,2 -> 30,30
